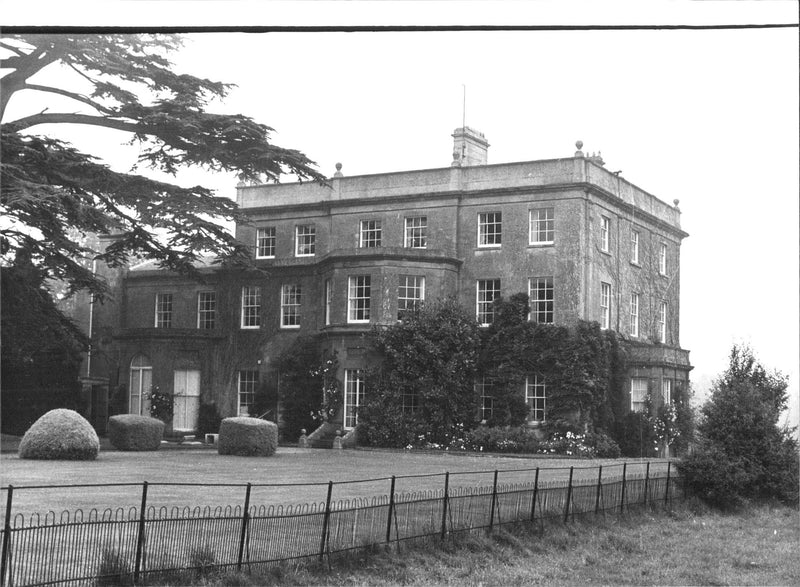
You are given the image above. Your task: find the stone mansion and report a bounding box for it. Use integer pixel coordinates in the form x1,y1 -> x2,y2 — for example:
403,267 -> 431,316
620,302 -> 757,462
85,127 -> 692,436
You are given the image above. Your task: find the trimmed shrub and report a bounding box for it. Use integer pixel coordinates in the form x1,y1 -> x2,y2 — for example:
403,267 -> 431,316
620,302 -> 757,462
107,415 -> 164,451
218,417 -> 278,457
18,408 -> 99,460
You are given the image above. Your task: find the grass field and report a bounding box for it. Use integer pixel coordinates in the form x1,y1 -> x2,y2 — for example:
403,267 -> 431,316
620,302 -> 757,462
162,502 -> 800,586
0,445 -> 668,519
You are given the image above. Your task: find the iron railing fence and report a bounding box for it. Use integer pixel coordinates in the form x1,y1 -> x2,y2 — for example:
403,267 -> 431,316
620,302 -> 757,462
1,461 -> 682,586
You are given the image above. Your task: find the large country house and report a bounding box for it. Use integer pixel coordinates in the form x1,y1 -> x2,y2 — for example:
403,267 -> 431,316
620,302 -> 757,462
84,128 -> 692,437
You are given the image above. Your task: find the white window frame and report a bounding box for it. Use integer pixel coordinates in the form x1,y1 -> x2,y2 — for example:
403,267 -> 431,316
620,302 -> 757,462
600,216 -> 611,252
659,301 -> 667,343
280,284 -> 302,329
404,216 -> 427,249
240,286 -> 261,329
477,211 -> 502,248
476,279 -> 501,327
255,227 -> 276,259
197,291 -> 216,330
631,230 -> 640,264
629,293 -> 639,337
324,278 -> 332,326
397,275 -> 425,320
663,378 -> 672,405
348,275 -> 371,323
631,378 -> 648,413
129,355 -> 152,416
359,220 -> 382,248
525,375 -> 546,424
476,376 -> 494,422
659,242 -> 667,275
529,277 -> 554,324
343,369 -> 365,429
155,293 -> 173,328
237,370 -> 258,416
295,224 -> 316,257
529,207 -> 554,245
600,282 -> 611,330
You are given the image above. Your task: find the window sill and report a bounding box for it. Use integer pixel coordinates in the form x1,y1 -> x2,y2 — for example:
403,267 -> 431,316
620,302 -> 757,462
280,325 -> 301,330
528,242 -> 554,248
255,256 -> 276,260
630,261 -> 641,268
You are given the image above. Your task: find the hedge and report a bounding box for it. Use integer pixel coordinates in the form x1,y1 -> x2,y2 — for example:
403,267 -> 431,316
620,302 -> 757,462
108,414 -> 164,451
218,417 -> 278,457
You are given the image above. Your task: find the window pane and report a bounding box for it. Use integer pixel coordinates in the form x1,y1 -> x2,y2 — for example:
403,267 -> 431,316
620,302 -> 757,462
398,275 -> 425,320
478,212 -> 502,246
530,208 -> 554,244
404,217 -> 427,248
296,225 -> 316,256
348,276 -> 371,322
360,220 -> 382,248
525,375 -> 546,423
477,279 -> 501,326
529,277 -> 554,324
281,284 -> 302,327
256,227 -> 276,258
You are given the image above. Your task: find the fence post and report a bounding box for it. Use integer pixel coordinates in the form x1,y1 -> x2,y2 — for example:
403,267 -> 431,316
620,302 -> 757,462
644,462 -> 650,509
386,476 -> 396,544
620,463 -> 627,514
489,470 -> 499,532
134,481 -> 148,584
664,461 -> 671,508
237,483 -> 252,571
564,467 -> 574,524
440,472 -> 449,541
529,468 -> 539,523
1,485 -> 13,587
594,466 -> 603,515
319,481 -> 333,561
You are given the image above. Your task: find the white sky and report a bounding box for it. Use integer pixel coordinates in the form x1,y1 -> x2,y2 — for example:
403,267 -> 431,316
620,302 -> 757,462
3,1 -> 799,426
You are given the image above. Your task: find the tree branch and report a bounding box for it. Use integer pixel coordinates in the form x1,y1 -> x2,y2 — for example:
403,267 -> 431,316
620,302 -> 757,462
24,83 -> 116,115
0,41 -> 25,56
7,112 -> 142,134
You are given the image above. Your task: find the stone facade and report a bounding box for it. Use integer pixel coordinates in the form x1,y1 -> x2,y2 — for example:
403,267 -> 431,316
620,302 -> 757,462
87,131 -> 691,436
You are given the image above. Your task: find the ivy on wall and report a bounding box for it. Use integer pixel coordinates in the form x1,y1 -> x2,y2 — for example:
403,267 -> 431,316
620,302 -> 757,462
270,335 -> 341,441
479,293 -> 629,433
359,298 -> 481,448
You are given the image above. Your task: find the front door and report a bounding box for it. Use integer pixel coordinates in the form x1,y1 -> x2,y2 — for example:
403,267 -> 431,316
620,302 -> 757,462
173,370 -> 200,433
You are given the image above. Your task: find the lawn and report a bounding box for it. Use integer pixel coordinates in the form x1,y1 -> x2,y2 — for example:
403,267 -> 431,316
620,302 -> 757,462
225,503 -> 798,587
0,445 -> 668,519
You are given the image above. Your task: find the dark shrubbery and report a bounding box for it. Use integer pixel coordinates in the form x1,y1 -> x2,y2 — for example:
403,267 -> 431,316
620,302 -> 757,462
19,409 -> 100,460
360,299 -> 482,447
458,426 -> 540,453
585,430 -> 622,458
613,412 -> 658,458
275,338 -> 341,442
678,346 -> 799,509
108,414 -> 164,451
218,417 -> 278,456
197,402 -> 222,437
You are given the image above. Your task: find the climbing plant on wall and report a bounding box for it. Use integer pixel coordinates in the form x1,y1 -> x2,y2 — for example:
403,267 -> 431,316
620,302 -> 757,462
479,294 -> 628,433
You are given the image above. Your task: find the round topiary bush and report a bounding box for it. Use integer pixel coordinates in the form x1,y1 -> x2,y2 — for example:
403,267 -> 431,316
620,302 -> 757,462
218,417 -> 278,457
18,409 -> 100,460
108,414 -> 164,451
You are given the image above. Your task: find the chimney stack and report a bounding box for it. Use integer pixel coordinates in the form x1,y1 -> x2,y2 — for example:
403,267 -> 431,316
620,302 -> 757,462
451,127 -> 489,167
